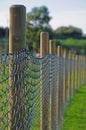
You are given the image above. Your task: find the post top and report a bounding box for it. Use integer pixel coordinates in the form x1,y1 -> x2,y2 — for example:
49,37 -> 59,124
40,32 -> 48,35
50,40 -> 53,42
10,4 -> 26,9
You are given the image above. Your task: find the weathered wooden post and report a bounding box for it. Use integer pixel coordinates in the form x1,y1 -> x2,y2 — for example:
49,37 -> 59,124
9,5 -> 26,52
8,5 -> 26,130
49,40 -> 55,54
75,54 -> 78,89
79,56 -> 81,86
78,55 -> 81,87
73,52 -> 76,93
84,56 -> 86,84
57,45 -> 63,126
71,53 -> 73,97
40,32 -> 49,130
63,48 -> 68,106
82,56 -> 84,84
77,55 -> 80,88
72,53 -> 75,95
49,40 -> 57,130
69,51 -> 75,98
83,56 -> 85,84
67,51 -> 72,100
79,55 -> 82,87
81,55 -> 83,86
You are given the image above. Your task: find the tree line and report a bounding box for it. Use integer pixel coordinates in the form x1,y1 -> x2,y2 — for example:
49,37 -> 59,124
0,6 -> 86,54
0,27 -> 9,38
26,6 -> 86,54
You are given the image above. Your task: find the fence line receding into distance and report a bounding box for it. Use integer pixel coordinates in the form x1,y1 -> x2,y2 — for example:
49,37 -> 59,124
0,5 -> 86,130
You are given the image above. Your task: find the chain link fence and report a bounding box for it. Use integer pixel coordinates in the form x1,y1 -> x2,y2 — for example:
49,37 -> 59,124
0,49 -> 86,130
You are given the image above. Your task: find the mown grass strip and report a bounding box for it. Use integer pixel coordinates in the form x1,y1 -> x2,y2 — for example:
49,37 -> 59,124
61,85 -> 86,130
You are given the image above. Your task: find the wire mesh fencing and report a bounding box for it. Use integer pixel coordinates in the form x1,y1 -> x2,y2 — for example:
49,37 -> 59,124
0,49 -> 86,130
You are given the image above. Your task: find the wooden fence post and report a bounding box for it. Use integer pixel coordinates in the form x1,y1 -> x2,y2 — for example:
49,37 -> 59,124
78,55 -> 81,87
83,56 -> 85,84
57,45 -> 63,126
71,53 -> 73,97
75,54 -> 78,89
77,55 -> 80,88
84,56 -> 86,84
72,53 -> 75,96
81,55 -> 83,86
63,48 -> 68,106
40,32 -> 49,130
40,32 -> 49,58
67,51 -> 72,100
49,40 -> 55,54
82,56 -> 84,84
78,55 -> 82,87
8,5 -> 26,130
79,55 -> 81,87
9,5 -> 26,53
49,40 -> 57,130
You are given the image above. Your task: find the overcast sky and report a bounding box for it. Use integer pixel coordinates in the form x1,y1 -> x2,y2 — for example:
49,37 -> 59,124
0,0 -> 86,33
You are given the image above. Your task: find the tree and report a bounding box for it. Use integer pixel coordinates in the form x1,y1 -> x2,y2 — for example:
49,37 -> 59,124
26,6 -> 52,53
27,6 -> 51,28
55,26 -> 83,39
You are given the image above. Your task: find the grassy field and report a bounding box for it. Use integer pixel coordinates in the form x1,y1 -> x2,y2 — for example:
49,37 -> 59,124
61,85 -> 86,130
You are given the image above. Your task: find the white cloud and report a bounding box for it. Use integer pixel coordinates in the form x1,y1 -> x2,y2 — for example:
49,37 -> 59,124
50,11 -> 86,34
0,11 -> 9,27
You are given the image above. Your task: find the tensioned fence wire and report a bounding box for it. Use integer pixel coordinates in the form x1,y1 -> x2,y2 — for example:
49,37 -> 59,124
0,49 -> 86,130
0,49 -> 58,130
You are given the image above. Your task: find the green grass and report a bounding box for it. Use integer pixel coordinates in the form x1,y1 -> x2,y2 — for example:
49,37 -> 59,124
61,85 -> 86,130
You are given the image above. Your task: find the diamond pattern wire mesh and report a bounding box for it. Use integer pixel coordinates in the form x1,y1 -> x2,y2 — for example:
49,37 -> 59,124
0,49 -> 86,130
0,54 -> 9,130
